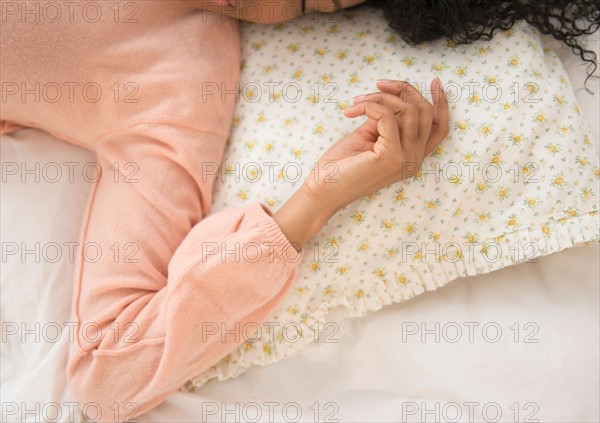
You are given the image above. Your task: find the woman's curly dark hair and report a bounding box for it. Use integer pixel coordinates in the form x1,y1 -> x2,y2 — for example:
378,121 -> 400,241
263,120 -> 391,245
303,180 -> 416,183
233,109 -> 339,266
371,0 -> 600,88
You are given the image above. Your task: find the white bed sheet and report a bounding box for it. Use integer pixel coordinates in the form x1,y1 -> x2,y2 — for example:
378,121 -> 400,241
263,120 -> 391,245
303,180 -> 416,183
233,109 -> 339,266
1,29 -> 598,423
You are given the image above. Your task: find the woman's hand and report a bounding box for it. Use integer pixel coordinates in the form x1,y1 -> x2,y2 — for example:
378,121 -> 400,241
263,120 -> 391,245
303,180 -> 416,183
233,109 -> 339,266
273,78 -> 450,248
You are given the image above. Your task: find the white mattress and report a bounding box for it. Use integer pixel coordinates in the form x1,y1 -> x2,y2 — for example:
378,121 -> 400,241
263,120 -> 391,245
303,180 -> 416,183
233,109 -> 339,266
1,29 -> 598,423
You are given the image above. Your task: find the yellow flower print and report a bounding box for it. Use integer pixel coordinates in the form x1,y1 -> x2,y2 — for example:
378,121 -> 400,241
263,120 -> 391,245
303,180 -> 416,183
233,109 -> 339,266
373,267 -> 386,278
525,82 -> 538,94
287,43 -> 299,53
291,148 -> 304,158
292,68 -> 304,79
479,124 -> 493,136
576,156 -> 589,167
470,93 -> 482,104
247,168 -> 259,181
551,173 -> 566,188
432,145 -> 446,158
566,208 -> 577,217
584,135 -> 591,146
508,56 -> 520,67
545,143 -> 561,155
496,187 -> 510,200
326,236 -> 343,247
295,286 -> 308,295
509,134 -> 525,145
386,34 -> 399,44
452,207 -> 463,217
283,118 -> 294,126
524,197 -> 538,208
394,189 -> 407,204
357,240 -> 369,252
237,190 -> 248,201
338,101 -> 348,110
380,218 -> 397,230
502,103 -> 512,111
404,223 -> 417,235
477,46 -> 491,55
365,191 -> 378,202
314,124 -> 325,135
559,125 -> 573,135
431,62 -> 447,72
232,116 -> 241,127
554,94 -> 566,105
257,113 -> 266,124
463,151 -> 478,162
455,66 -> 468,77
251,41 -> 265,50
334,264 -> 348,275
314,47 -> 329,57
542,225 -> 552,236
245,87 -> 258,101
263,345 -> 272,355
328,25 -> 339,35
448,174 -> 463,185
351,211 -> 366,223
349,72 -> 360,84
309,261 -> 320,272
425,199 -> 440,210
455,120 -> 470,132
534,113 -> 547,124
264,65 -> 275,74
477,212 -> 491,222
507,215 -> 518,227
447,39 -> 457,48
245,140 -> 256,150
265,197 -> 277,207
476,182 -> 489,194
355,289 -> 365,299
394,273 -> 408,285
503,28 -> 515,37
323,285 -> 335,297
594,167 -> 600,178
363,55 -> 377,65
244,342 -> 254,352
385,247 -> 399,259
356,30 -> 367,39
490,151 -> 502,164
321,73 -> 333,83
429,232 -> 441,241
580,188 -> 593,200
287,306 -> 299,315
336,49 -> 348,60
402,57 -> 416,67
300,25 -> 314,34
306,94 -> 318,104
271,91 -> 282,102
465,233 -> 478,243
485,75 -> 498,84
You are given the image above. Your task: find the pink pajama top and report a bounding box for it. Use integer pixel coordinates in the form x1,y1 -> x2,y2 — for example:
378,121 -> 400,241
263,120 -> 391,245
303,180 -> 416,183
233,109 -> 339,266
1,1 -> 299,420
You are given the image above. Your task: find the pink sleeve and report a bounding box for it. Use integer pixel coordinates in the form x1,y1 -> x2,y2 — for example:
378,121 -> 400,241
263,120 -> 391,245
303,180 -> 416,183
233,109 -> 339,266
67,123 -> 300,422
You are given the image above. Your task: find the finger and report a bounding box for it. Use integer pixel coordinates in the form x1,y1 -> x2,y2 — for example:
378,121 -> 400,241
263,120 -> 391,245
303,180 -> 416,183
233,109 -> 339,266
353,91 -> 423,151
374,80 -> 434,153
343,101 -> 402,154
425,78 -> 450,156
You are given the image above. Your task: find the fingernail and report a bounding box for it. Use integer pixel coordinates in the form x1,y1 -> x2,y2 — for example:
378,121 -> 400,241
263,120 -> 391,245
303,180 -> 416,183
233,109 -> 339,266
352,94 -> 367,102
376,79 -> 394,83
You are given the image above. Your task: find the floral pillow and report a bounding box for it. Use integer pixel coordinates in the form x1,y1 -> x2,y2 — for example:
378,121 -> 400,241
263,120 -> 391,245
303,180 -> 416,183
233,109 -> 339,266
184,7 -> 599,390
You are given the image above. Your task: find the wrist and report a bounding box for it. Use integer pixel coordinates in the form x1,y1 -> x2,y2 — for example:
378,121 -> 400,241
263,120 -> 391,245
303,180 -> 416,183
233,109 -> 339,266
272,183 -> 334,248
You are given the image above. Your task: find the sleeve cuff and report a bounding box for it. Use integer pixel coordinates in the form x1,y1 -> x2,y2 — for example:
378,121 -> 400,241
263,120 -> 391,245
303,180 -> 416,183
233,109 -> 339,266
243,201 -> 302,255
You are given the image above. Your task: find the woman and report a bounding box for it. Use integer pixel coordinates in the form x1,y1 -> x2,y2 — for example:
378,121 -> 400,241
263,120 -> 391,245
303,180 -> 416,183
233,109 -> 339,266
0,1 -> 447,421
1,0 -> 595,421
